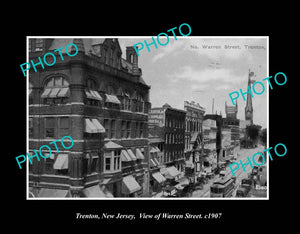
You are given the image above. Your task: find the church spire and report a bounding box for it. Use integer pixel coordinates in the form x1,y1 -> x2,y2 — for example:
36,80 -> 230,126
245,69 -> 254,124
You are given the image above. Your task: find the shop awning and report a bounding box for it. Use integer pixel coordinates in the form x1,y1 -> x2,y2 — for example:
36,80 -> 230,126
150,146 -> 159,153
105,94 -> 121,105
122,175 -> 141,194
48,87 -> 61,98
164,166 -> 181,179
83,185 -> 106,197
38,188 -> 69,197
85,89 -> 102,101
154,158 -> 160,166
85,118 -> 105,133
121,150 -> 131,162
150,159 -> 157,167
91,119 -> 105,133
104,141 -> 123,149
53,154 -> 68,170
127,149 -> 137,161
152,172 -> 166,183
41,88 -> 52,98
57,87 -> 70,97
135,148 -> 145,160
85,118 -> 98,133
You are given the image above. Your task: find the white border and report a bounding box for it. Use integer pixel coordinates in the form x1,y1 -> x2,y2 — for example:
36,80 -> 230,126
26,36 -> 269,200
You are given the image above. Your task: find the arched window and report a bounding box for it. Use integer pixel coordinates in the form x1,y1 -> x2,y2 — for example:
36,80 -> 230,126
123,90 -> 131,111
104,84 -> 121,109
136,94 -> 144,113
85,78 -> 102,106
41,76 -> 70,104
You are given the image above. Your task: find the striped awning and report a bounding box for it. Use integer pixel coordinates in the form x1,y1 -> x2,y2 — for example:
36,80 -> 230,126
41,87 -> 70,98
85,89 -> 102,101
122,175 -> 141,194
53,154 -> 68,169
105,94 -> 121,105
135,148 -> 145,160
85,118 -> 105,133
152,172 -> 166,183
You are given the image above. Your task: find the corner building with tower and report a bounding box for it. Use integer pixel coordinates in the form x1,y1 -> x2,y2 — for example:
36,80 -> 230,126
28,38 -> 151,198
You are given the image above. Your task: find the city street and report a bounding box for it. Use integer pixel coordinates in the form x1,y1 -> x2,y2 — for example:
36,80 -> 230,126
192,145 -> 265,197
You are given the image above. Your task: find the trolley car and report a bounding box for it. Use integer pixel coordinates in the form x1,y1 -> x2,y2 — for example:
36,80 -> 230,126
210,176 -> 235,197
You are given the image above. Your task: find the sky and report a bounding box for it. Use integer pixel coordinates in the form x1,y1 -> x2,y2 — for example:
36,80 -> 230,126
119,37 -> 268,128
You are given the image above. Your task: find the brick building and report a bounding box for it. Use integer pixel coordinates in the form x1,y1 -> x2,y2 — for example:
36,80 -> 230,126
28,38 -> 151,198
148,103 -> 186,182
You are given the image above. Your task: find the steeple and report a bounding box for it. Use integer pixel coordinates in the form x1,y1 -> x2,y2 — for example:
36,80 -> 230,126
245,69 -> 254,124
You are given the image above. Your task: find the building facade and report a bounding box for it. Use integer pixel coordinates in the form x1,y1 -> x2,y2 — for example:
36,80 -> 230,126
183,101 -> 205,182
28,38 -> 151,198
223,101 -> 240,159
148,103 -> 187,193
184,101 -> 205,159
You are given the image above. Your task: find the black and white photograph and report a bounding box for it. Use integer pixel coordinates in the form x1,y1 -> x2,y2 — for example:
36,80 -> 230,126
6,9 -> 294,228
26,36 -> 268,199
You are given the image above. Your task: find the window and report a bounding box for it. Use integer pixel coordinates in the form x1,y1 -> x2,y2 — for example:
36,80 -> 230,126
59,117 -> 69,137
104,150 -> 121,172
126,121 -> 131,138
135,122 -> 139,138
42,76 -> 70,105
29,118 -> 33,138
139,122 -> 143,138
45,118 -> 55,138
90,153 -> 98,173
29,39 -> 44,52
104,119 -> 109,138
45,156 -> 54,174
122,92 -> 131,111
105,157 -> 111,171
121,121 -> 126,138
82,154 -> 90,175
113,150 -> 121,171
110,48 -> 114,66
29,82 -> 33,104
35,39 -> 44,51
85,78 -> 101,106
110,120 -> 116,138
103,48 -> 108,64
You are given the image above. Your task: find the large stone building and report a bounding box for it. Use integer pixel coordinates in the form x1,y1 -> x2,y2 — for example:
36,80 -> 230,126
28,38 -> 151,198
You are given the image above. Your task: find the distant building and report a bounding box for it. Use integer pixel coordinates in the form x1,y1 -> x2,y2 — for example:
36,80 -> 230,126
149,104 -> 186,171
223,101 -> 240,158
184,101 -> 205,159
183,101 -> 205,182
203,114 -> 223,167
202,119 -> 218,172
148,104 -> 187,192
